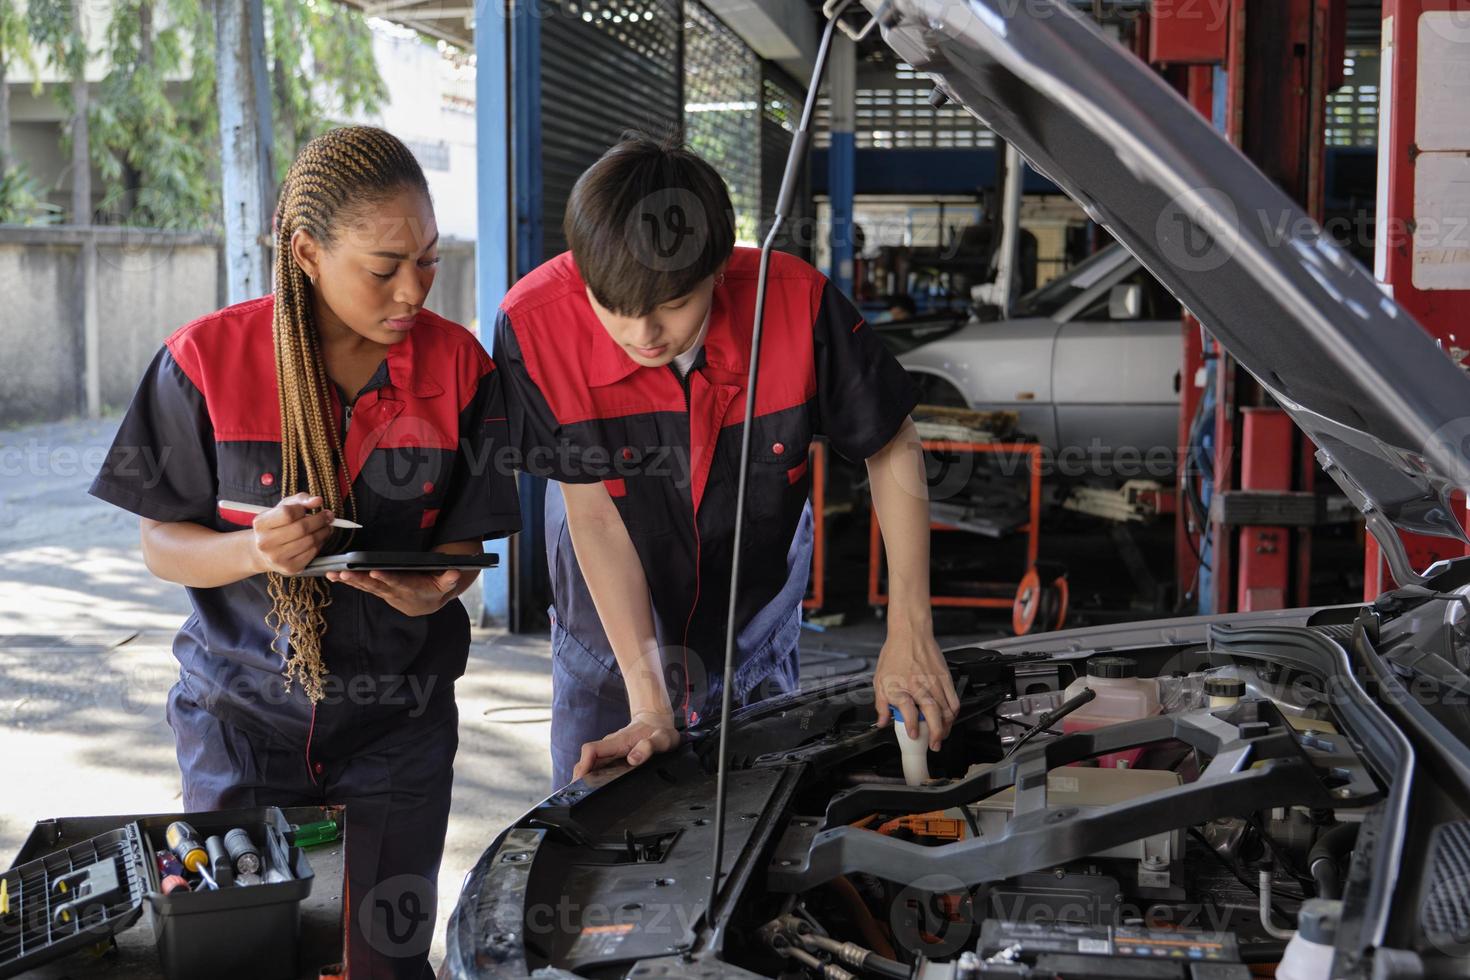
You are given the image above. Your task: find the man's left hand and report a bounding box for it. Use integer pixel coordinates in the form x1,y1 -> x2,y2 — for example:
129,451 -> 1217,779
572,710 -> 681,781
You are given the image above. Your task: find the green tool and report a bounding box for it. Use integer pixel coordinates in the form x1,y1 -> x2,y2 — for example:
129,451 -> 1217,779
287,819 -> 340,847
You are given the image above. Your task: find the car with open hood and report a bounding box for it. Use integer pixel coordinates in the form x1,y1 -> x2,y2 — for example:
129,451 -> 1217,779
442,2 -> 1470,978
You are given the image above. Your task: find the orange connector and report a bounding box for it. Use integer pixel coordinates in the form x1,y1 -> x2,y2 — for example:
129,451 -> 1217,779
874,811 -> 967,841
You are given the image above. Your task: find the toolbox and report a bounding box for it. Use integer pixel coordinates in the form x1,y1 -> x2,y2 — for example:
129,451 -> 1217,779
1,806 -> 316,980
0,824 -> 149,977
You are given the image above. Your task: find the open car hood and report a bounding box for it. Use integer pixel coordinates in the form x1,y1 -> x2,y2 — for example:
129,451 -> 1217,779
860,0 -> 1470,584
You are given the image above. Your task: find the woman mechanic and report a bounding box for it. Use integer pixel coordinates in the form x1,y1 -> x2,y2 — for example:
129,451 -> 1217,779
90,125 -> 520,979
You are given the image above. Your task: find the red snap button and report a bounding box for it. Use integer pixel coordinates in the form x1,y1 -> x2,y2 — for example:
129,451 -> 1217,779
772,442 -> 785,455
312,762 -> 324,776
622,447 -> 634,461
260,472 -> 275,487
422,481 -> 434,494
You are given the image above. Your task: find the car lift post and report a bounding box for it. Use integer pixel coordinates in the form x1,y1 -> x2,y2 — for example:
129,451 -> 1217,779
1364,0 -> 1470,596
1146,3 -> 1226,606
1151,0 -> 1344,613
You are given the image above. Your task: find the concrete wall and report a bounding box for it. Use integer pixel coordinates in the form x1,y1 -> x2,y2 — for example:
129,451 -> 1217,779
0,230 -> 480,428
0,227 -> 221,426
97,237 -> 225,412
1,235 -> 84,424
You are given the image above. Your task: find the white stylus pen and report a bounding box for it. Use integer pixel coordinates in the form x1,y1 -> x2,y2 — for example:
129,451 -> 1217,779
218,499 -> 363,530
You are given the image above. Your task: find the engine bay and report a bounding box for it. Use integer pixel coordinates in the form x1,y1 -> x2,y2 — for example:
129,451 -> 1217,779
717,644 -> 1386,980
448,601 -> 1470,980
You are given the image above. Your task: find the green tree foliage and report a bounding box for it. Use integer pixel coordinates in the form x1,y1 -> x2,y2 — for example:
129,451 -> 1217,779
14,0 -> 389,230
0,0 -> 39,166
266,0 -> 387,185
90,0 -> 213,227
0,0 -> 54,223
0,161 -> 61,223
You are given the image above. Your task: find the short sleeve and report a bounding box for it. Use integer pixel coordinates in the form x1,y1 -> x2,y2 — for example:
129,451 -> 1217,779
813,277 -> 919,461
89,345 -> 219,523
429,363 -> 523,546
494,309 -> 602,484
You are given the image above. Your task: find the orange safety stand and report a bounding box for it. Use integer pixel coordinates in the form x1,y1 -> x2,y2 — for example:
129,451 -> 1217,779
803,439 -> 828,611
868,440 -> 1043,610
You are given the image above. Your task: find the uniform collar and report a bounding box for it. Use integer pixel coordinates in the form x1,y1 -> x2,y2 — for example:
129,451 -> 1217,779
585,281 -> 746,387
382,317 -> 444,397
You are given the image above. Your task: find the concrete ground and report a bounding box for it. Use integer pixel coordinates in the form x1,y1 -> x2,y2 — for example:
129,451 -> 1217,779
2,416 -> 991,971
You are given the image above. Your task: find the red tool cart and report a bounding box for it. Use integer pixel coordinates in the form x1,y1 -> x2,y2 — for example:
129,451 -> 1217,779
867,440 -> 1044,612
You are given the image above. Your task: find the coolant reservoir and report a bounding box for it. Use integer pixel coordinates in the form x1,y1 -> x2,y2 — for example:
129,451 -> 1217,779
1061,656 -> 1162,769
1277,899 -> 1341,980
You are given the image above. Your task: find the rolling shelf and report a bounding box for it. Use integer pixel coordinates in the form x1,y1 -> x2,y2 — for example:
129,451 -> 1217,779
868,440 -> 1043,610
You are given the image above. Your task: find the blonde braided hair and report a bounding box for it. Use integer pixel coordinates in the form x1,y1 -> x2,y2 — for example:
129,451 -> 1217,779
267,126 -> 430,702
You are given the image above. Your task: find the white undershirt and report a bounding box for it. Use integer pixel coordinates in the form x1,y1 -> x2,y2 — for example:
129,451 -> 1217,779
671,309 -> 711,377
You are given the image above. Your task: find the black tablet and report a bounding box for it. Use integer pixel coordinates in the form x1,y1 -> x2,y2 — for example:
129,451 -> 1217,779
296,551 -> 500,577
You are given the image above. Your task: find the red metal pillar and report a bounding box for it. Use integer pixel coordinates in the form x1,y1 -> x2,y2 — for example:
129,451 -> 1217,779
1150,0 -> 1344,611
1151,10 -> 1226,605
1365,0 -> 1470,596
1209,0 -> 1343,614
1237,409 -> 1296,610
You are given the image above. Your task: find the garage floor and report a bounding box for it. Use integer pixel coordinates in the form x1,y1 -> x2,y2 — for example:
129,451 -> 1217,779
1,416 -> 1017,968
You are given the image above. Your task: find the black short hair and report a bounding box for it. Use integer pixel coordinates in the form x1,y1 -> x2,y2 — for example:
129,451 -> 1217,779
887,293 -> 918,316
564,130 -> 736,317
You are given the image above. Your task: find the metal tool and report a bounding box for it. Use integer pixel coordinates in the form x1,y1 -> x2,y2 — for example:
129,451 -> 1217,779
164,821 -> 217,890
155,849 -> 185,879
224,828 -> 261,875
205,835 -> 235,887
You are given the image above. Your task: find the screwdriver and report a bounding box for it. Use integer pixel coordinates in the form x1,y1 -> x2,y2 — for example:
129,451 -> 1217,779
164,821 -> 218,890
288,819 -> 340,847
155,850 -> 185,879
161,874 -> 191,895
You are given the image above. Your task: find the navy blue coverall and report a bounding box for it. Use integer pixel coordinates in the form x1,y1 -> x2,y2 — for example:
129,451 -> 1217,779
90,295 -> 521,979
494,247 -> 917,788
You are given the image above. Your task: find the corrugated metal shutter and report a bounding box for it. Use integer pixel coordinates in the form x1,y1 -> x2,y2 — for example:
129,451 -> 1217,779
761,64 -> 812,260
814,62 -> 997,149
683,2 -> 761,243
540,0 -> 683,260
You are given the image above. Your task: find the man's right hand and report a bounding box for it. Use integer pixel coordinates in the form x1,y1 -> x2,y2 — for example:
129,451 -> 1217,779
571,710 -> 681,781
249,493 -> 336,575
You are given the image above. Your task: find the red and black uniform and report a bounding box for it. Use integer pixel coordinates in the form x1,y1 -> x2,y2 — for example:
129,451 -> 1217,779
495,247 -> 916,785
89,296 -> 520,979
